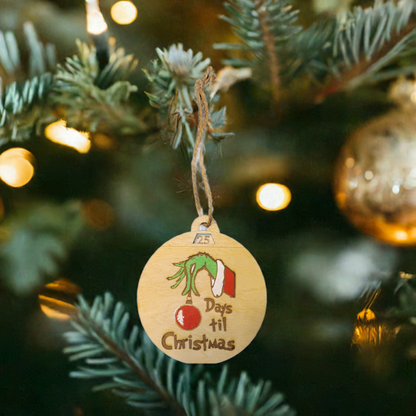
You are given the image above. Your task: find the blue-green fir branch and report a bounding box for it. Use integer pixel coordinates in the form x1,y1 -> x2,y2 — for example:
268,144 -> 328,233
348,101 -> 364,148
217,0 -> 416,100
144,44 -> 231,152
64,292 -> 295,416
387,278 -> 416,320
285,0 -> 416,98
0,73 -> 53,145
53,40 -> 146,135
0,201 -> 83,294
0,23 -> 55,144
214,0 -> 301,100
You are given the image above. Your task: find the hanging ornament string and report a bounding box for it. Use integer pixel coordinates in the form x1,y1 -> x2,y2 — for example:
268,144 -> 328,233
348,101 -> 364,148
192,66 -> 216,227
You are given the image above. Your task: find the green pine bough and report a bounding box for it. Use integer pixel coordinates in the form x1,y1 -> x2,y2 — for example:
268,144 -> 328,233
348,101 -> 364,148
215,0 -> 416,99
64,292 -> 295,416
144,44 -> 231,152
1,0 -> 416,150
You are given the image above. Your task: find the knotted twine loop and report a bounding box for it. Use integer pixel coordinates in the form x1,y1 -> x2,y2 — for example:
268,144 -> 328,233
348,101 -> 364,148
192,66 -> 216,228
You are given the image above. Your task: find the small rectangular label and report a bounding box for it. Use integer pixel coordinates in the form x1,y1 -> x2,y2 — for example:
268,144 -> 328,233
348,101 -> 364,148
193,233 -> 214,245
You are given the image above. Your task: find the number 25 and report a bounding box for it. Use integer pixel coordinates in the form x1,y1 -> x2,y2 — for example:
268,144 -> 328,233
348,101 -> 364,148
197,235 -> 210,244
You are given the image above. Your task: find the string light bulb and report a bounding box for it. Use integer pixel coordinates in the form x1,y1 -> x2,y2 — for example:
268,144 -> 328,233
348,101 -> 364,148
86,0 -> 108,35
256,183 -> 291,211
352,290 -> 400,351
45,120 -> 91,154
0,148 -> 35,188
111,1 -> 138,25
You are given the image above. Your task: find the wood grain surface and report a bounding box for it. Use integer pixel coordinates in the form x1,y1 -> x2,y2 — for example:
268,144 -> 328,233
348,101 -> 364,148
137,216 -> 267,364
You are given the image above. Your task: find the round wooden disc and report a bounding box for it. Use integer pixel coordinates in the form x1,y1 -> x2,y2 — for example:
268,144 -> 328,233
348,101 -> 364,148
137,216 -> 267,364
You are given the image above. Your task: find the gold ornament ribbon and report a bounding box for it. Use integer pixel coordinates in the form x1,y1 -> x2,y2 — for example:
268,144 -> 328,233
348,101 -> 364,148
192,66 -> 216,227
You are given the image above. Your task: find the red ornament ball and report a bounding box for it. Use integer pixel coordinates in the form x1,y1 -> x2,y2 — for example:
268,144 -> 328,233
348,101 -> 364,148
175,304 -> 201,330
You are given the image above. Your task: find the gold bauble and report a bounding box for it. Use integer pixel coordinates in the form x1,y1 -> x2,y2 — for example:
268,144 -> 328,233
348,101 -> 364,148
352,308 -> 398,351
334,109 -> 416,246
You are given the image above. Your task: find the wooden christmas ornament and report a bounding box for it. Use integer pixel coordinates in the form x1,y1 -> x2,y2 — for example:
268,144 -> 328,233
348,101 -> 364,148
137,215 -> 267,364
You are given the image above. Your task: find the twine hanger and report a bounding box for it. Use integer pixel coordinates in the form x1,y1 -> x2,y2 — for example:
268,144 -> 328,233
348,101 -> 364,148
192,66 -> 216,228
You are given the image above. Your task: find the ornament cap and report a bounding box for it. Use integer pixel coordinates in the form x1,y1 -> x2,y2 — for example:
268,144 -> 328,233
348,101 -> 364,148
191,215 -> 220,233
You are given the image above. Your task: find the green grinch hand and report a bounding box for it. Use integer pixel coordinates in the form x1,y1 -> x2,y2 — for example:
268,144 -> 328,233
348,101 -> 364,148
167,252 -> 217,296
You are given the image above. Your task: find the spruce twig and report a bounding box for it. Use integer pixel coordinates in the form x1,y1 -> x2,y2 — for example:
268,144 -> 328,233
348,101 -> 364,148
53,40 -> 146,136
214,0 -> 301,100
144,44 -> 232,152
315,0 -> 416,100
64,292 -> 296,416
0,201 -> 83,294
71,298 -> 186,415
218,0 -> 416,101
255,0 -> 281,102
0,23 -> 55,144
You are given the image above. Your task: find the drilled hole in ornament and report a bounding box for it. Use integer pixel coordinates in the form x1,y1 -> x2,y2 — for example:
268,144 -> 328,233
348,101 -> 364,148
199,223 -> 208,231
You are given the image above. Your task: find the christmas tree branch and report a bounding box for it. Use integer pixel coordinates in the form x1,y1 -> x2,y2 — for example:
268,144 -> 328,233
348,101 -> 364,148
53,40 -> 147,136
214,0 -> 301,98
0,201 -> 83,294
255,0 -> 281,102
217,0 -> 416,102
144,44 -> 232,153
64,292 -> 296,415
315,0 -> 416,100
387,280 -> 416,319
0,23 -> 55,144
68,294 -> 186,414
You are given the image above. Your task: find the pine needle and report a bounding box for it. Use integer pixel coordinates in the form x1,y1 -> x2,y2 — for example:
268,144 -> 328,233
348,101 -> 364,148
64,292 -> 296,416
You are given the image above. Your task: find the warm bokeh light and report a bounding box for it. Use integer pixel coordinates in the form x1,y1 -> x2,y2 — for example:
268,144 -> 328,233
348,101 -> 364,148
111,1 -> 138,25
40,302 -> 72,321
357,309 -> 376,321
45,120 -> 91,154
352,307 -> 399,350
0,148 -> 35,187
86,0 -> 108,35
352,290 -> 400,351
400,271 -> 414,280
352,322 -> 398,349
39,279 -> 80,321
256,183 -> 291,211
82,199 -> 115,230
343,215 -> 416,246
93,133 -> 115,150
